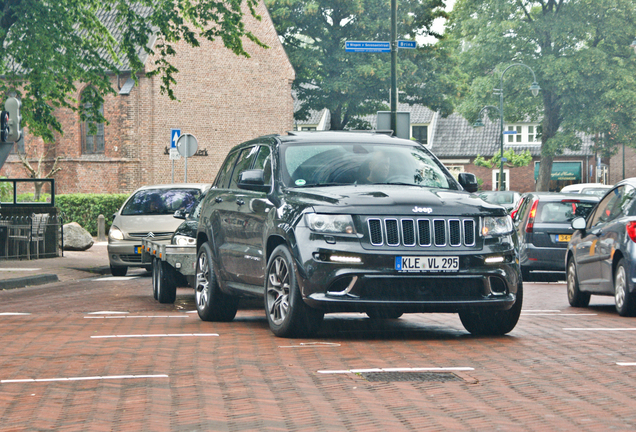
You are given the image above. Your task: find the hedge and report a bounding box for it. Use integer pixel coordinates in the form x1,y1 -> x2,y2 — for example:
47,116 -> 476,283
56,193 -> 129,236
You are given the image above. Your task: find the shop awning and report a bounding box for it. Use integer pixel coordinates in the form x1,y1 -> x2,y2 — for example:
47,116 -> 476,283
534,162 -> 582,181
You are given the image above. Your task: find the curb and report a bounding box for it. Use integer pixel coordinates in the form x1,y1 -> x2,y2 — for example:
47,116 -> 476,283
0,274 -> 59,290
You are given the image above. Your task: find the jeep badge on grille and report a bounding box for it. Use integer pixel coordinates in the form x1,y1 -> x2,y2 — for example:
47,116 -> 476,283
412,206 -> 433,213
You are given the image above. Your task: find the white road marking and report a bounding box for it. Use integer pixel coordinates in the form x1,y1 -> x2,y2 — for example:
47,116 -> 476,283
521,313 -> 598,316
279,342 -> 341,348
0,268 -> 41,272
317,367 -> 474,374
564,328 -> 636,331
86,311 -> 129,315
617,363 -> 636,366
523,310 -> 561,312
84,315 -> 189,319
95,277 -> 140,281
1,374 -> 168,384
91,333 -> 218,339
0,313 -> 31,316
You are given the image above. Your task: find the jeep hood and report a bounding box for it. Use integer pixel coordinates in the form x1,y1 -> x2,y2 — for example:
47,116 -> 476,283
284,185 -> 506,217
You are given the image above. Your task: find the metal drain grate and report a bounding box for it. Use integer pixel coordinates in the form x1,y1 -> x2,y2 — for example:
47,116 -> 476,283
360,372 -> 464,382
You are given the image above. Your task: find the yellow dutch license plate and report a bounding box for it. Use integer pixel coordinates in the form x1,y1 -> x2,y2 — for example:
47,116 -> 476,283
557,234 -> 571,242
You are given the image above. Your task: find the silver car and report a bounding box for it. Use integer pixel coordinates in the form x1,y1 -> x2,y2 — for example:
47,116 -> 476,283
108,183 -> 210,276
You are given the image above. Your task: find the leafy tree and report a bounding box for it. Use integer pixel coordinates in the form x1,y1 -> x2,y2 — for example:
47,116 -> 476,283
266,0 -> 455,130
447,0 -> 636,191
0,0 -> 265,143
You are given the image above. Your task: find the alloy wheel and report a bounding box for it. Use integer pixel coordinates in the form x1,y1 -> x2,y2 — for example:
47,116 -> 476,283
267,256 -> 290,325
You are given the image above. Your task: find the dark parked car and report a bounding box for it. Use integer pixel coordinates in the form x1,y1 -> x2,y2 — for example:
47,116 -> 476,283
512,192 -> 599,280
566,178 -> 636,316
194,131 -> 523,337
478,191 -> 521,213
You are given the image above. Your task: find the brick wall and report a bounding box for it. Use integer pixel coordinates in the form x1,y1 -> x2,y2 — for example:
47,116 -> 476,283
0,1 -> 295,195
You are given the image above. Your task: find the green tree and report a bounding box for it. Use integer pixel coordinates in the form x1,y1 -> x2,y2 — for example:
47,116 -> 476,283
447,0 -> 636,191
265,0 -> 455,130
0,0 -> 265,143
474,149 -> 532,170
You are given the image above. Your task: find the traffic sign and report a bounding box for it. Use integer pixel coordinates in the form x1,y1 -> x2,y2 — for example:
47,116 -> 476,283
177,133 -> 198,158
170,128 -> 181,148
397,40 -> 416,49
503,131 -> 517,135
169,148 -> 181,160
345,41 -> 390,53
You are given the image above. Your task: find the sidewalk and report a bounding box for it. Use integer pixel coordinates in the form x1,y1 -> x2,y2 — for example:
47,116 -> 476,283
0,241 -> 113,289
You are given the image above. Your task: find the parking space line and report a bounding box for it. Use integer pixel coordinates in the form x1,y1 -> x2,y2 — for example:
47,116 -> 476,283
317,367 -> 474,374
91,333 -> 218,339
84,315 -> 189,319
1,374 -> 169,384
617,363 -> 636,366
86,311 -> 129,315
521,313 -> 598,316
279,342 -> 341,348
523,310 -> 561,312
0,313 -> 31,316
564,328 -> 636,331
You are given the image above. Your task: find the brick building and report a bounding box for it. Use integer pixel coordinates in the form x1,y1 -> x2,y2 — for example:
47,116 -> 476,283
0,2 -> 295,194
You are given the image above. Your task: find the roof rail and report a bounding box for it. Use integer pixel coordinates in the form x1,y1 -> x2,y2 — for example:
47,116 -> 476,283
286,130 -> 394,136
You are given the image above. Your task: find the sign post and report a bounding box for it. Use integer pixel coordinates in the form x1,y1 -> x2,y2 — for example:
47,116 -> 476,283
176,133 -> 198,182
170,129 -> 181,182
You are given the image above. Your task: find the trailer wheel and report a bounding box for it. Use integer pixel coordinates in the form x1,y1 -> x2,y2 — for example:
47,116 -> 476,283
156,259 -> 177,304
151,257 -> 159,300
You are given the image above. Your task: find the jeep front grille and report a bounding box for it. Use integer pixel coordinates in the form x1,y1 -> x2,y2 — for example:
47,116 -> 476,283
367,217 -> 476,248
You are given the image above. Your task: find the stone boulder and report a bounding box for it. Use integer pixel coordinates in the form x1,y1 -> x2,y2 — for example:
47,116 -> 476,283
63,222 -> 94,251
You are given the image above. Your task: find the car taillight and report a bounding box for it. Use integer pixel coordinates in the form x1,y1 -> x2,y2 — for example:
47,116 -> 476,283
627,221 -> 636,243
525,199 -> 539,233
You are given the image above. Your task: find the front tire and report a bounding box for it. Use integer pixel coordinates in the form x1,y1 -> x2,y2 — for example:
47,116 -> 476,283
195,242 -> 238,322
567,257 -> 590,307
265,245 -> 323,338
615,259 -> 636,317
110,265 -> 127,277
459,283 -> 523,336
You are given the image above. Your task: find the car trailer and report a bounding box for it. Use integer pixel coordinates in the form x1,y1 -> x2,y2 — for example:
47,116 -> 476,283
141,238 -> 197,303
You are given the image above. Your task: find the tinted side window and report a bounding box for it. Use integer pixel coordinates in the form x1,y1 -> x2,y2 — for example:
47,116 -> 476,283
229,146 -> 259,189
215,151 -> 239,189
254,146 -> 272,186
589,186 -> 624,227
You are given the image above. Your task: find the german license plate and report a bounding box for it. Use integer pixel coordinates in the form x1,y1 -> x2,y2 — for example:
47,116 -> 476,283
556,234 -> 571,242
134,245 -> 143,254
395,256 -> 459,272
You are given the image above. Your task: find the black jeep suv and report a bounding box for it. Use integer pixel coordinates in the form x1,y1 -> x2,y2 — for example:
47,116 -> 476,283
195,131 -> 522,337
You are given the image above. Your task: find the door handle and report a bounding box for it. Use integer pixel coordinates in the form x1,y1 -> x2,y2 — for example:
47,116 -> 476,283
215,197 -> 223,203
236,199 -> 245,206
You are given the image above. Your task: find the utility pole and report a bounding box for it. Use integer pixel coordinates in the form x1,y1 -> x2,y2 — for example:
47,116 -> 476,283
390,0 -> 397,135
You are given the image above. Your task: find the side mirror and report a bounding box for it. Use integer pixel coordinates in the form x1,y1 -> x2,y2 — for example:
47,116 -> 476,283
173,209 -> 187,220
458,172 -> 478,193
571,217 -> 586,231
237,169 -> 270,193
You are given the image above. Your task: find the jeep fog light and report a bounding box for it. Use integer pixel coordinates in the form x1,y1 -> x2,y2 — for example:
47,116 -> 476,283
485,255 -> 505,264
306,214 -> 356,234
329,255 -> 362,264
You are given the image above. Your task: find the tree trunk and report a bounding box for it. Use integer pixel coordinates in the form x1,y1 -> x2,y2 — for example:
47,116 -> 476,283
536,90 -> 561,191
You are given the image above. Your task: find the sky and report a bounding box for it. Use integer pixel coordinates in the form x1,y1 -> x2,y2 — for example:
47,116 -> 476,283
417,0 -> 455,45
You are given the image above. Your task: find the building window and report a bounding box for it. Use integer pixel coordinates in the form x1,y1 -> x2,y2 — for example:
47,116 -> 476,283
506,124 -> 541,145
412,125 -> 428,144
445,165 -> 464,180
81,88 -> 105,154
301,126 -> 316,131
492,169 -> 510,191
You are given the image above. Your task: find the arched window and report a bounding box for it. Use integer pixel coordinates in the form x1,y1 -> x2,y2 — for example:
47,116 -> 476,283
80,88 -> 104,154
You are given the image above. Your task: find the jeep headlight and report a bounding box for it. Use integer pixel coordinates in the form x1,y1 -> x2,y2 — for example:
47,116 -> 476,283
305,214 -> 356,234
481,216 -> 513,237
173,235 -> 196,246
108,225 -> 124,241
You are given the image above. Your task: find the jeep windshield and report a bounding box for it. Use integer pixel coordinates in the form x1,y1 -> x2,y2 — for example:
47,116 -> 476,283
280,142 -> 458,189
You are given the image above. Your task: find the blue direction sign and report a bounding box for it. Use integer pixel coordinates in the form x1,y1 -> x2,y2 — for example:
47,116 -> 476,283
170,128 -> 181,148
503,131 -> 517,135
398,40 -> 416,49
345,41 -> 390,53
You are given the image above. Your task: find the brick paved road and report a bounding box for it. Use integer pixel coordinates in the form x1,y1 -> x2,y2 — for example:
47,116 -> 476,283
1,275 -> 635,431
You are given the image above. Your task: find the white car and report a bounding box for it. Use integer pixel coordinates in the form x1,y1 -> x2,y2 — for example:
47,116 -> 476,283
560,183 -> 612,197
107,183 -> 210,276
